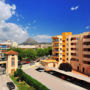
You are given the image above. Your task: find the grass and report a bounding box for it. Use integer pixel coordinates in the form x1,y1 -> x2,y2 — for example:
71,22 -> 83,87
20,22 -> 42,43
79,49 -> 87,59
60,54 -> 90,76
10,75 -> 35,90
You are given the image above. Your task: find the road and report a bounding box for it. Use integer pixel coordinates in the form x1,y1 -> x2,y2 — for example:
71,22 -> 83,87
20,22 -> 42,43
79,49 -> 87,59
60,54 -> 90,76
0,74 -> 17,90
24,67 -> 86,90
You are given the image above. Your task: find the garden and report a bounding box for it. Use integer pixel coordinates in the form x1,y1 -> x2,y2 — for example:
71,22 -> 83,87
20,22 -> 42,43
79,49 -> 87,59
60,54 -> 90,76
10,69 -> 49,90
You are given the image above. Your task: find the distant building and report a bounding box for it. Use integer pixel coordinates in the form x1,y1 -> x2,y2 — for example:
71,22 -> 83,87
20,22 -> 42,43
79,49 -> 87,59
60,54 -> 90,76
52,32 -> 90,75
0,40 -> 18,53
18,44 -> 52,49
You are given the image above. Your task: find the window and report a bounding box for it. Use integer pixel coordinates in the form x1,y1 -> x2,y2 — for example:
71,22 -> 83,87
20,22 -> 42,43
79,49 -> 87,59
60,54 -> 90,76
76,54 -> 79,56
83,61 -> 90,65
60,38 -> 62,41
83,48 -> 90,51
71,43 -> 76,45
60,58 -> 62,60
77,38 -> 79,40
56,58 -> 59,61
60,53 -> 62,55
71,48 -> 76,50
55,48 -> 58,51
83,42 -> 90,45
12,58 -> 15,67
84,55 -> 90,58
71,53 -> 76,56
63,40 -> 65,42
60,43 -> 62,46
71,58 -> 79,61
84,35 -> 90,39
60,48 -> 62,50
71,37 -> 76,40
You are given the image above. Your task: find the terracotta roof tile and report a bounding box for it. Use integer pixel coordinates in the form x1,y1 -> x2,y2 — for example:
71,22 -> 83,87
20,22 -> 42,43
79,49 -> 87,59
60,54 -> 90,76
5,50 -> 18,55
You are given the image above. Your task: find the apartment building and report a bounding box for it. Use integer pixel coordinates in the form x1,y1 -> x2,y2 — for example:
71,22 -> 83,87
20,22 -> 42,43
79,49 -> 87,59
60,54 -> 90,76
52,35 -> 62,66
52,32 -> 72,63
52,32 -> 90,75
69,32 -> 90,75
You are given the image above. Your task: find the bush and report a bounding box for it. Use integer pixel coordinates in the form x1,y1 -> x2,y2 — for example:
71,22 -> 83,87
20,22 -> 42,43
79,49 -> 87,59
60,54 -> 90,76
14,69 -> 49,90
59,63 -> 72,72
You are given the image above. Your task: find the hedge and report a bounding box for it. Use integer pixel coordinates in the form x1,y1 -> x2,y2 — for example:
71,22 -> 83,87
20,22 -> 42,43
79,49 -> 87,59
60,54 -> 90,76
14,69 -> 49,90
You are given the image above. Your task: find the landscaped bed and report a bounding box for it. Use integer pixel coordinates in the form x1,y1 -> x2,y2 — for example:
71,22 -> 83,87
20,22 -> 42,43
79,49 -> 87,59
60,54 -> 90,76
10,75 -> 35,90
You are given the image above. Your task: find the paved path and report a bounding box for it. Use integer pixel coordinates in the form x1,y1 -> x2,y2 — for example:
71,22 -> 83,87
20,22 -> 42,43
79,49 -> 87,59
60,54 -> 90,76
0,74 -> 17,90
24,67 -> 86,90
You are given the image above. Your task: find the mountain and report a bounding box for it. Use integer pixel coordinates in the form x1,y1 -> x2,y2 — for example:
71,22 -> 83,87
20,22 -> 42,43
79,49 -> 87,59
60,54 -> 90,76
21,37 -> 38,45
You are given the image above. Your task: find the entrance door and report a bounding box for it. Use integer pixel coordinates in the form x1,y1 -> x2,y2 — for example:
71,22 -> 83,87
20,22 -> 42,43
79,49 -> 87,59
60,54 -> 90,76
77,66 -> 79,71
83,68 -> 85,73
11,69 -> 15,74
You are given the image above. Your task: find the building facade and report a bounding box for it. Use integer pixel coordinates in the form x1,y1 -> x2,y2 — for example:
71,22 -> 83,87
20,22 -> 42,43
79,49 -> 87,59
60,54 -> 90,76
0,50 -> 18,74
52,32 -> 90,75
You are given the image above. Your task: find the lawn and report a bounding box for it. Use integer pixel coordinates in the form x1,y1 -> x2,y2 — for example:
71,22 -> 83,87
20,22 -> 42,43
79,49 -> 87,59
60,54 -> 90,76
10,75 -> 35,90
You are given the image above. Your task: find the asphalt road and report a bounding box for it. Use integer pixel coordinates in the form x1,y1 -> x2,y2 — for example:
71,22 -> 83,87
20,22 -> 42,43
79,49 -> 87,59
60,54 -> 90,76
24,67 -> 86,90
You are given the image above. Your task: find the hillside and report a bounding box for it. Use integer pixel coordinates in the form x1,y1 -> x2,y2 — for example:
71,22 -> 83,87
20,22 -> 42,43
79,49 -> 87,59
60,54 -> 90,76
21,37 -> 38,45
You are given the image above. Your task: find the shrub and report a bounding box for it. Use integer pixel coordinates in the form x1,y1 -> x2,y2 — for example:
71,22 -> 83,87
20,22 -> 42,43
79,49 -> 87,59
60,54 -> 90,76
59,63 -> 72,72
14,69 -> 49,90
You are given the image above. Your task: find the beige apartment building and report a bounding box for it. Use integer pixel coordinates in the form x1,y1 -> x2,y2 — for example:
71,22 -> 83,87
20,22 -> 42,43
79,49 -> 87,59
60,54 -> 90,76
52,31 -> 90,75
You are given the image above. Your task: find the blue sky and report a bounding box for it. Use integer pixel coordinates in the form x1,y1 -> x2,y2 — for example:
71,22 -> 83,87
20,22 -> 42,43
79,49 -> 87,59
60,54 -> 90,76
0,0 -> 90,42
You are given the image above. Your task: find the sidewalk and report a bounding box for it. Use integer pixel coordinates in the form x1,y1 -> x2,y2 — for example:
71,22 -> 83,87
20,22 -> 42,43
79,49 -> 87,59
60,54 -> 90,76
72,70 -> 89,77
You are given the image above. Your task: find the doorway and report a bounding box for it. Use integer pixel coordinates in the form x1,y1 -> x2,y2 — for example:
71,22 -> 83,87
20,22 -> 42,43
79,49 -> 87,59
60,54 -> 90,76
83,68 -> 85,73
77,66 -> 79,71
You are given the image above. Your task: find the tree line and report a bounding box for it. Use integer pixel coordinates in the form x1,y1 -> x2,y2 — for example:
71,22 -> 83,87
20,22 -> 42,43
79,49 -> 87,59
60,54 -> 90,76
9,47 -> 52,61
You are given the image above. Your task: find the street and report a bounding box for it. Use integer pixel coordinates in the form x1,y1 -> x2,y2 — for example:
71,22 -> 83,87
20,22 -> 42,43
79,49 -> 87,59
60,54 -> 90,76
24,67 -> 86,90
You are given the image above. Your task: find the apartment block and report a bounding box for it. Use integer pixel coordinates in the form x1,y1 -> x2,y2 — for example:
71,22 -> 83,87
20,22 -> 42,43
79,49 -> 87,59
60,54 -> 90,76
52,35 -> 62,66
52,32 -> 90,75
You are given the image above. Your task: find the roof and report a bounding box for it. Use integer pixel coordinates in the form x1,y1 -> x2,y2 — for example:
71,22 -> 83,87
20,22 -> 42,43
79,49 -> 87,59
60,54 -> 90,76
5,50 -> 18,55
41,59 -> 57,63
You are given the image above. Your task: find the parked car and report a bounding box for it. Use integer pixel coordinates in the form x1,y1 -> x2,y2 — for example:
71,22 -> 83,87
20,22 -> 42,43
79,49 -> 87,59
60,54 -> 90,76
36,67 -> 44,72
7,82 -> 15,90
30,62 -> 35,66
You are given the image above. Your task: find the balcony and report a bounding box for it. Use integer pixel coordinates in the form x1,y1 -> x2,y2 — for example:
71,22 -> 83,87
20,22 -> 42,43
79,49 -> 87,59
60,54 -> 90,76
53,50 -> 60,53
83,57 -> 90,61
83,51 -> 90,55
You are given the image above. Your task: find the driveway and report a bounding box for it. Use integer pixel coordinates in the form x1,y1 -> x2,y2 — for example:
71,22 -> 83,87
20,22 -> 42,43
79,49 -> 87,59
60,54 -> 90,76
0,74 -> 17,90
24,67 -> 86,90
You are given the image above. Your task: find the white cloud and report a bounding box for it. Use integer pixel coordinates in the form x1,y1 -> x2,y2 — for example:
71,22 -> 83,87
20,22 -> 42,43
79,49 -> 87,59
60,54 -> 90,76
33,35 -> 51,42
85,26 -> 90,29
0,0 -> 5,2
70,5 -> 79,11
0,1 -> 16,21
0,22 -> 29,43
0,0 -> 29,43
